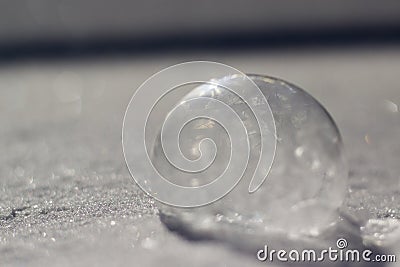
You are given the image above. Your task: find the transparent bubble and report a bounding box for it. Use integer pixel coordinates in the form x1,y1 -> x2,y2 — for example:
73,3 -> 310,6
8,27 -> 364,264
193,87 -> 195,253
151,74 -> 348,236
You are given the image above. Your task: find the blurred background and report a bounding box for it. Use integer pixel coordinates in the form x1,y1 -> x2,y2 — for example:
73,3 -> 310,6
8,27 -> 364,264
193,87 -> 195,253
0,1 -> 399,266
1,0 -> 400,60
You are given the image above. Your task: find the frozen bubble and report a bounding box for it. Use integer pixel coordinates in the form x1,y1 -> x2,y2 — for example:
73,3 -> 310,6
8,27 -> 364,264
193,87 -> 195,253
383,99 -> 399,113
362,218 -> 400,267
361,218 -> 400,247
14,166 -> 25,177
151,74 -> 348,236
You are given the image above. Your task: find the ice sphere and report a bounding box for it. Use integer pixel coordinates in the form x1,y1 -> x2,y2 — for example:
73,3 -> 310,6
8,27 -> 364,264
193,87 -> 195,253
151,74 -> 348,236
